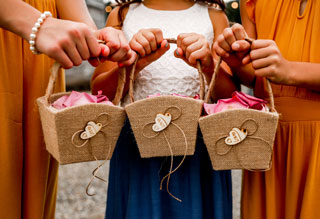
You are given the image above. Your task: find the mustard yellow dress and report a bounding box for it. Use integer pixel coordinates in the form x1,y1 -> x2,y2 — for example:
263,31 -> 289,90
0,1 -> 64,218
241,0 -> 320,218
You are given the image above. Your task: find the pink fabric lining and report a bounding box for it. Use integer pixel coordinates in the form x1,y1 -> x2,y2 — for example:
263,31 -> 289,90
204,91 -> 268,115
52,91 -> 113,109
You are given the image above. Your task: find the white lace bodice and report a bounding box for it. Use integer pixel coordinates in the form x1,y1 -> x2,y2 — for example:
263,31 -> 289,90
122,3 -> 214,103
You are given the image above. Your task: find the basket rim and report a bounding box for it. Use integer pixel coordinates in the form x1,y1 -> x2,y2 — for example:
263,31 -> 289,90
37,94 -> 124,114
125,95 -> 204,108
199,108 -> 279,121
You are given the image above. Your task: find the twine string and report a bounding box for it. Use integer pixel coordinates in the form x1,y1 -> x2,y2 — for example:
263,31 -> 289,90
159,122 -> 188,202
142,106 -> 187,202
69,112 -> 111,196
214,119 -> 273,170
85,141 -> 112,196
86,155 -> 101,196
71,113 -> 110,147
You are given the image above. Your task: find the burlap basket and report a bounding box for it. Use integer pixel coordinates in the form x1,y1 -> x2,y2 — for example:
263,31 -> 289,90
125,39 -> 204,158
199,56 -> 279,171
37,62 -> 126,164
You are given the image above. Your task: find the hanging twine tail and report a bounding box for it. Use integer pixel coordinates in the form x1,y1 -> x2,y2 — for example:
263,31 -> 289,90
86,155 -> 102,196
91,141 -> 112,183
159,122 -> 188,202
70,112 -> 111,196
85,144 -> 111,196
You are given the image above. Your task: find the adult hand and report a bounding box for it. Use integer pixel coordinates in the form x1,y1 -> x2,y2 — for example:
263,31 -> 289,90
250,40 -> 292,84
93,27 -> 136,67
175,33 -> 213,76
36,17 -> 101,69
213,23 -> 251,68
129,28 -> 170,72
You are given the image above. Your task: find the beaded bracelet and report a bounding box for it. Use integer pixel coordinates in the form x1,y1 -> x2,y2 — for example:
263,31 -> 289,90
29,11 -> 52,55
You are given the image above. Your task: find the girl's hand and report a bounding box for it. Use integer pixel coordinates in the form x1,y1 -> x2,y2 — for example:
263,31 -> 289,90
250,40 -> 292,84
129,28 -> 170,71
175,33 -> 213,76
90,27 -> 137,67
213,23 -> 251,67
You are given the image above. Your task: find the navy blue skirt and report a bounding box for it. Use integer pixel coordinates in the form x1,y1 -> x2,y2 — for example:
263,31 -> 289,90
105,119 -> 232,219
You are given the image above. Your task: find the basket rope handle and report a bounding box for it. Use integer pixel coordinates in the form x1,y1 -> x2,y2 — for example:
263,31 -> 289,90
204,37 -> 276,112
44,40 -> 126,106
128,38 -> 206,103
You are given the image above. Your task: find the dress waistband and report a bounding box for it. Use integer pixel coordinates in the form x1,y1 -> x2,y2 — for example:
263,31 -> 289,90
274,97 -> 320,122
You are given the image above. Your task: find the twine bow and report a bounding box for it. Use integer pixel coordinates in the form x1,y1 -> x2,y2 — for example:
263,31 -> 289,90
215,119 -> 273,171
142,106 -> 188,202
71,113 -> 111,196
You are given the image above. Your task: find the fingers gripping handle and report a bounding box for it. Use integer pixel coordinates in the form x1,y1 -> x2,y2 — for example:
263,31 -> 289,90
45,40 -> 126,106
204,37 -> 276,112
128,38 -> 205,103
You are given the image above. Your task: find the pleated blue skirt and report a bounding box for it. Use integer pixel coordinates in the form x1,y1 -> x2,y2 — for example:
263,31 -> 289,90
105,119 -> 232,219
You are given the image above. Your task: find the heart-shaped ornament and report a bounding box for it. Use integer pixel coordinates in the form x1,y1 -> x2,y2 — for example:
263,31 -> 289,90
152,113 -> 172,132
80,121 -> 102,140
225,128 -> 247,146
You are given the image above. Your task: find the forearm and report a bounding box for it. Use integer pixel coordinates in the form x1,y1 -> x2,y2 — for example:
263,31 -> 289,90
92,63 -> 132,99
0,0 -> 42,40
288,61 -> 320,91
231,64 -> 256,88
56,0 -> 97,30
213,68 -> 240,101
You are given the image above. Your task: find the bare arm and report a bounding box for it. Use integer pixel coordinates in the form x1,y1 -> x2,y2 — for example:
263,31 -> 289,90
0,0 -> 43,40
91,7 -> 128,98
0,0 -> 102,68
56,0 -> 97,30
209,8 -> 240,100
0,0 -> 136,70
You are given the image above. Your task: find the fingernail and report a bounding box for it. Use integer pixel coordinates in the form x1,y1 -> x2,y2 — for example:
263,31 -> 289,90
165,42 -> 169,48
175,50 -> 180,56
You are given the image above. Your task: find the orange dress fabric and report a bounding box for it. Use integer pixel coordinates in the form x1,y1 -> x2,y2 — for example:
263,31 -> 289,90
0,0 -> 64,218
241,0 -> 320,219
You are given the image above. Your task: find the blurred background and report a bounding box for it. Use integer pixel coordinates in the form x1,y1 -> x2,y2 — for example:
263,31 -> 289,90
57,1 -> 242,219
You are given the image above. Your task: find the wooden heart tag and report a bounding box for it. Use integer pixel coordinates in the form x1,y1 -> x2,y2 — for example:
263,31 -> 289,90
152,113 -> 172,132
225,128 -> 247,146
80,121 -> 102,140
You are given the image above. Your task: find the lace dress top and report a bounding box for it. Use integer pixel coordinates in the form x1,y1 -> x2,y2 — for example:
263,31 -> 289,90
122,3 -> 214,103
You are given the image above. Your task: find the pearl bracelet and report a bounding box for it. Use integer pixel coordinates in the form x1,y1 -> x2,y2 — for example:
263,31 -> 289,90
29,11 -> 52,55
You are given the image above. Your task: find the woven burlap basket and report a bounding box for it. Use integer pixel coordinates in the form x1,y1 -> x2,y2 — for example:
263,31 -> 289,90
199,56 -> 279,171
37,62 -> 126,164
125,39 -> 204,158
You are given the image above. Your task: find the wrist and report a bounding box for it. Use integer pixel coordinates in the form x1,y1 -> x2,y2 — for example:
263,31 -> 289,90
285,60 -> 298,86
29,11 -> 52,54
18,13 -> 41,41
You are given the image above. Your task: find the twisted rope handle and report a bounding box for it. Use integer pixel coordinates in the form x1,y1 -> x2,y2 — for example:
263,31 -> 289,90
128,38 -> 206,103
204,37 -> 276,112
45,40 -> 126,106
